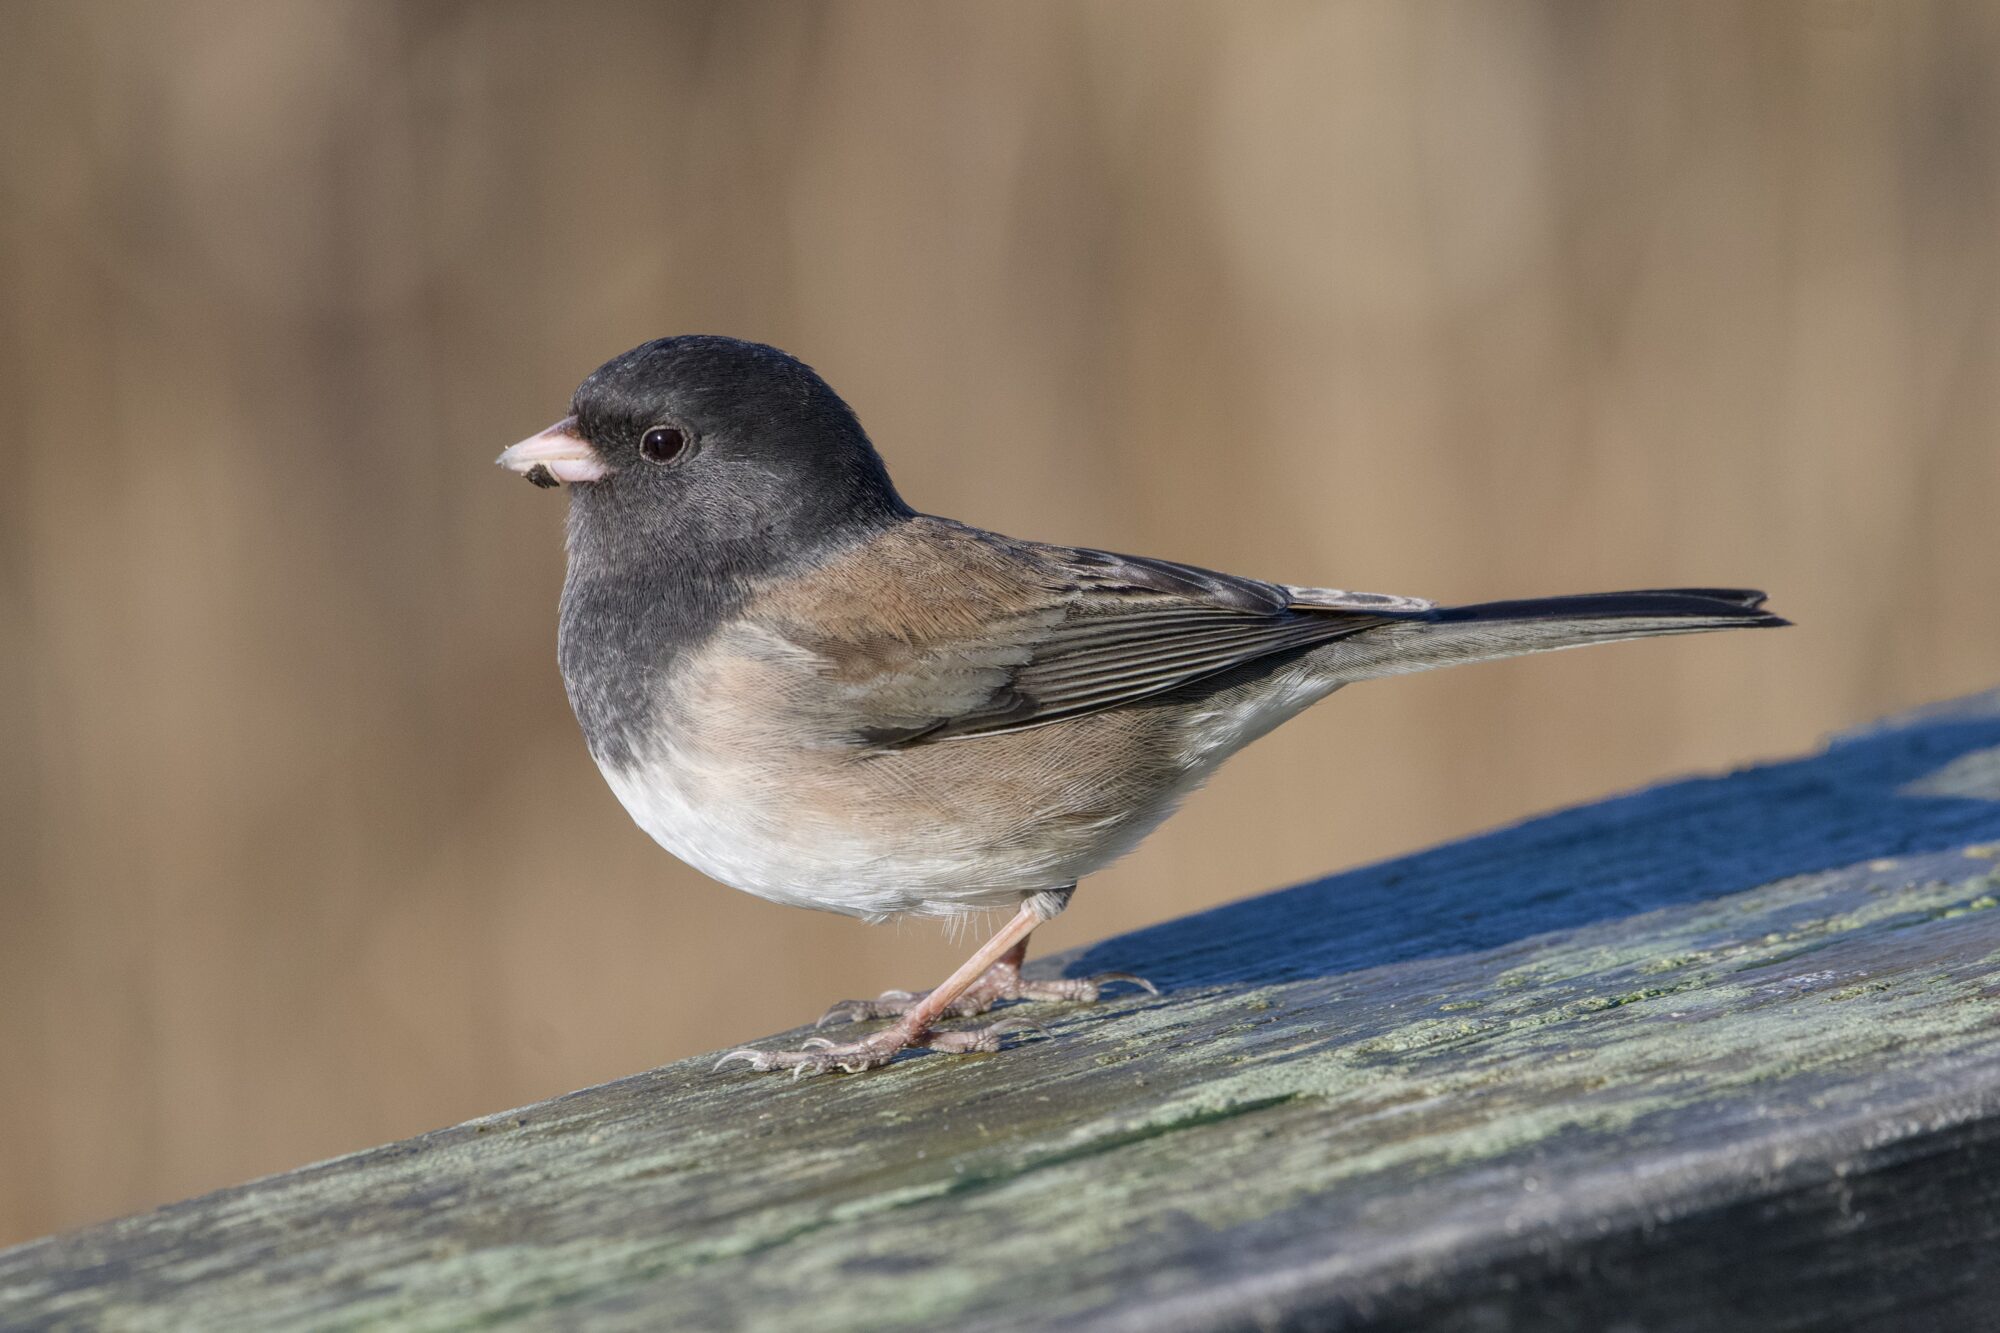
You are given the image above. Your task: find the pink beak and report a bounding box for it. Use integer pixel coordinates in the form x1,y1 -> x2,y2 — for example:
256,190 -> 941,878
496,416 -> 608,486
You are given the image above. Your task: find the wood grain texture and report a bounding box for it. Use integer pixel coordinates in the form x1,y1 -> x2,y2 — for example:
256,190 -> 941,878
4,689 -> 2000,1332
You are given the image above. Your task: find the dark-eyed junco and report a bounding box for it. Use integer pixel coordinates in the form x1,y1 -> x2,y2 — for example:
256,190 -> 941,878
499,335 -> 1786,1076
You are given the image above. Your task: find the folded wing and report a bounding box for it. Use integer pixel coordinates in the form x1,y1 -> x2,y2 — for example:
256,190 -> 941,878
763,523 -> 1431,746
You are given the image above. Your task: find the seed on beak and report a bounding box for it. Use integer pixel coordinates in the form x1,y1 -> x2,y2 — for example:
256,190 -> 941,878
497,416 -> 608,487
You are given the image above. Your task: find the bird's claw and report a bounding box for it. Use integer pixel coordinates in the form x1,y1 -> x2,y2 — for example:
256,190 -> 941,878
1003,970 -> 1159,1005
813,971 -> 1158,1030
815,989 -> 919,1028
1086,971 -> 1160,998
922,1026 -> 1004,1055
712,1019 -> 1030,1077
978,1013 -> 1052,1043
712,1047 -> 777,1073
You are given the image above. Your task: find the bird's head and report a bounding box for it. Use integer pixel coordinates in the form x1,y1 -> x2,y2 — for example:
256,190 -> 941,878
499,336 -> 909,562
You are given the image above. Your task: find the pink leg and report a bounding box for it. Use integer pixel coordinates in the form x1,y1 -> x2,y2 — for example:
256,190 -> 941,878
817,939 -> 1154,1028
716,901 -> 1050,1077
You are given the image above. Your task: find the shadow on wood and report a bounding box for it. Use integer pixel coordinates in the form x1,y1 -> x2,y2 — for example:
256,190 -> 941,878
4,691 -> 2000,1332
1080,687 -> 2000,994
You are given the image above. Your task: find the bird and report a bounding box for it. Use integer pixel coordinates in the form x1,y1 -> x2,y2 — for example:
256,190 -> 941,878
498,335 -> 1786,1077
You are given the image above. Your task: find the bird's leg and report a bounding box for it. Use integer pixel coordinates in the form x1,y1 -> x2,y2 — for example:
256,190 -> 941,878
717,894 -> 1118,1076
816,937 -> 1155,1028
715,901 -> 1041,1076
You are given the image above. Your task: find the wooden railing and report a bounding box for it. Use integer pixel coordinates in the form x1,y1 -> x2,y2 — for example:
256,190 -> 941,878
5,690 -> 2000,1331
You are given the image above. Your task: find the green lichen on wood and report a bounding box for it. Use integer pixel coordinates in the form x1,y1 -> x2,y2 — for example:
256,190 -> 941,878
7,844 -> 2000,1332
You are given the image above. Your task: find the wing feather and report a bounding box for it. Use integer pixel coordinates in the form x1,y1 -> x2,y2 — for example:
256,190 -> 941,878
748,518 -> 1433,746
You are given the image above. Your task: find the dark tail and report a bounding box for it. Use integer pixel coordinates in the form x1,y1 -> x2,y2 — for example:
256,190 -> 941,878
1324,587 -> 1788,681
1431,586 -> 1785,629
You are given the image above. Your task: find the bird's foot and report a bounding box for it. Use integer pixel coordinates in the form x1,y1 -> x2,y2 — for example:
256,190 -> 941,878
713,1015 -> 1038,1078
817,960 -> 1156,1028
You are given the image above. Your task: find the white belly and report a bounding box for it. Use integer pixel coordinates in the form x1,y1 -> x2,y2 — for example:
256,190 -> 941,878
598,750 -> 1068,922
597,667 -> 1347,923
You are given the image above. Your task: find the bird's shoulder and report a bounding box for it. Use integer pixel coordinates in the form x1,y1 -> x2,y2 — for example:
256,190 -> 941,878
745,516 -> 1068,660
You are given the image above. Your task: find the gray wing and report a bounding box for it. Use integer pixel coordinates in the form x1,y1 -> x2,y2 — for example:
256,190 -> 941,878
841,541 -> 1435,746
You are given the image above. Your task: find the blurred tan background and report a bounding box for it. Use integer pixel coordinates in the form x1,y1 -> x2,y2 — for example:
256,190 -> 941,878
3,0 -> 1997,1247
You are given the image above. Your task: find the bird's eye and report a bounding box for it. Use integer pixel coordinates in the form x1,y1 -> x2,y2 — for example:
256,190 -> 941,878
640,425 -> 689,464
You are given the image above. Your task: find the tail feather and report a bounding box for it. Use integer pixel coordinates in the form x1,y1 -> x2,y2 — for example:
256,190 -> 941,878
1320,587 -> 1787,682
1429,587 -> 1785,626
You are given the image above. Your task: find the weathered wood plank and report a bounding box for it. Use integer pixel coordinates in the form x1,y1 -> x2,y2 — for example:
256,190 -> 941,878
6,691 -> 2000,1331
